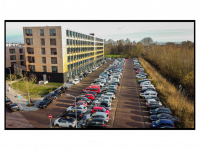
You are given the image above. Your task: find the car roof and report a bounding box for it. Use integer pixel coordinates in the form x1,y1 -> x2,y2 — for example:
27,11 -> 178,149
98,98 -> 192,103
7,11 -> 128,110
85,94 -> 93,96
93,106 -> 103,109
92,112 -> 107,116
158,107 -> 170,111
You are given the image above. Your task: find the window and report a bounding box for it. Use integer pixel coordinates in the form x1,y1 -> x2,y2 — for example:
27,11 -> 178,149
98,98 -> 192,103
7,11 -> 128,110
10,55 -> 16,60
27,47 -> 34,54
42,57 -> 46,64
51,57 -> 57,64
21,61 -> 24,66
40,29 -> 44,36
20,55 -> 24,60
50,39 -> 56,45
11,62 -> 16,67
51,48 -> 57,55
49,29 -> 56,36
42,66 -> 46,72
41,48 -> 45,55
26,38 -> 33,45
40,39 -> 45,45
19,49 -> 23,53
28,65 -> 35,72
66,30 -> 70,36
28,56 -> 35,63
52,66 -> 58,73
9,49 -> 15,54
25,29 -> 32,36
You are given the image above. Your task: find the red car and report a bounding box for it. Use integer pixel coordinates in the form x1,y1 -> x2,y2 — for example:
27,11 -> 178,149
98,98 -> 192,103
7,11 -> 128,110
92,106 -> 110,116
85,94 -> 95,101
71,100 -> 87,107
83,85 -> 101,94
83,87 -> 90,93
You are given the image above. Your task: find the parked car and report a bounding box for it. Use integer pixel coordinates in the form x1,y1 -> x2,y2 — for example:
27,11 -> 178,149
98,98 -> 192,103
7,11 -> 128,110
83,72 -> 88,77
8,103 -> 20,112
99,101 -> 112,111
79,75 -> 83,81
142,87 -> 156,92
146,99 -> 162,106
54,117 -> 76,128
138,79 -> 151,83
150,107 -> 172,115
72,100 -> 87,107
6,98 -> 13,107
145,96 -> 160,101
92,106 -> 110,116
72,78 -> 80,84
61,110 -> 83,120
38,97 -> 53,108
88,70 -> 92,74
152,119 -> 175,128
136,74 -> 146,79
85,91 -> 97,96
76,97 -> 91,104
86,112 -> 109,122
105,92 -> 115,99
147,103 -> 161,110
60,86 -> 68,93
66,105 -> 87,113
82,118 -> 106,128
85,94 -> 95,101
52,90 -> 62,99
140,91 -> 157,99
150,113 -> 178,122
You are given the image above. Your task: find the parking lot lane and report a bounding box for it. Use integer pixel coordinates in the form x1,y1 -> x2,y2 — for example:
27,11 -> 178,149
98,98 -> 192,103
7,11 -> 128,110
16,59 -> 114,128
112,59 -> 146,128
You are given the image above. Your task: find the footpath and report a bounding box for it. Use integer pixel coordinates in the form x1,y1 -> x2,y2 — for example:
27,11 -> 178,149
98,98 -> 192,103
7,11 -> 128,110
6,81 -> 74,111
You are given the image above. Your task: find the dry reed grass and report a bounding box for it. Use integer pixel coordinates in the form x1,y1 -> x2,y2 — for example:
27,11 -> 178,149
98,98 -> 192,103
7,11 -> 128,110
139,58 -> 194,128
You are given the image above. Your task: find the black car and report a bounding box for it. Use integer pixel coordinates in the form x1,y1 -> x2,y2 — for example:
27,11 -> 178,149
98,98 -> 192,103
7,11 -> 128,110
8,103 -> 20,112
61,110 -> 83,120
82,118 -> 106,128
76,97 -> 91,104
52,90 -> 62,98
38,98 -> 53,108
79,75 -> 83,80
147,103 -> 160,109
150,113 -> 178,122
83,72 -> 88,77
6,99 -> 13,107
150,107 -> 172,115
60,86 -> 68,93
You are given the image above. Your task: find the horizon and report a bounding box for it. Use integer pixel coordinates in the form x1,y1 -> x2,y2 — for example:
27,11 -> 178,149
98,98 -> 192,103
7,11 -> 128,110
6,22 -> 194,43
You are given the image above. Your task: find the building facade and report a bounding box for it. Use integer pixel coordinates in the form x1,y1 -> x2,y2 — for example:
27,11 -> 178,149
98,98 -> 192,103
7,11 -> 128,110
23,26 -> 104,83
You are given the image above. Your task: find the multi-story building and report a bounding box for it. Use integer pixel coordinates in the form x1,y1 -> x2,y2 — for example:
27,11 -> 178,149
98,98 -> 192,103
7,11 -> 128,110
6,43 -> 26,73
23,26 -> 104,83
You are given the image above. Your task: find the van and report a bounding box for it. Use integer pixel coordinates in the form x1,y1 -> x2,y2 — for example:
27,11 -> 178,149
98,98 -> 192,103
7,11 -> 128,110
140,91 -> 157,99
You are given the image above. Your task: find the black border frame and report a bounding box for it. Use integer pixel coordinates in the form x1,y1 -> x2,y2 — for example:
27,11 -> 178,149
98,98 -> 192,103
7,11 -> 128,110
4,20 -> 195,130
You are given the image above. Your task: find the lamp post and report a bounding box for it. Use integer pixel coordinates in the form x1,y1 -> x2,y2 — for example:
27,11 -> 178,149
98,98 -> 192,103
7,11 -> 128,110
66,94 -> 77,128
8,68 -> 12,90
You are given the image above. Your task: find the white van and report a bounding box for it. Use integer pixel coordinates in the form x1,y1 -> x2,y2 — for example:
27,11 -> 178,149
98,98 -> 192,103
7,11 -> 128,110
140,91 -> 157,99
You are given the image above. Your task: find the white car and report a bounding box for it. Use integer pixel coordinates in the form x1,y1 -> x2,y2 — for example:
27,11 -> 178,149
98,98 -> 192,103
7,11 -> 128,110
101,99 -> 111,106
72,78 -> 79,84
136,74 -> 146,79
102,96 -> 112,102
105,92 -> 115,99
140,82 -> 151,87
88,70 -> 92,74
54,117 -> 76,128
146,99 -> 162,106
66,105 -> 87,113
142,85 -> 155,91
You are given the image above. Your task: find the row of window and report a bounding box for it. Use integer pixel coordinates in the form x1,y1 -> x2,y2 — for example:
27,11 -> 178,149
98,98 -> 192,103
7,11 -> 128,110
67,47 -> 94,54
9,49 -> 23,54
28,65 -> 58,73
97,54 -> 103,59
66,39 -> 94,46
95,37 -> 103,42
27,56 -> 57,64
96,43 -> 103,46
10,55 -> 24,60
67,54 -> 94,62
27,47 -> 57,55
25,29 -> 56,36
26,38 -> 56,46
96,51 -> 103,55
66,30 -> 95,41
67,57 -> 94,71
96,47 -> 103,50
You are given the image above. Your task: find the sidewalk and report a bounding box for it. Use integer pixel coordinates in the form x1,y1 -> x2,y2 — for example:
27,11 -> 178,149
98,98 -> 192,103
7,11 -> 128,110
6,81 -> 74,111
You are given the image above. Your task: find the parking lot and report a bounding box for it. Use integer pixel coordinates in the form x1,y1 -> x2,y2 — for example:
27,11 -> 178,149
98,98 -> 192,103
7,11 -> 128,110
6,59 -> 114,128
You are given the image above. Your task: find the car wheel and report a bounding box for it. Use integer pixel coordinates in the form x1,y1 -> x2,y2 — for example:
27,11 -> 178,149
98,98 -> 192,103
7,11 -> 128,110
44,106 -> 46,108
55,124 -> 59,127
69,125 -> 72,128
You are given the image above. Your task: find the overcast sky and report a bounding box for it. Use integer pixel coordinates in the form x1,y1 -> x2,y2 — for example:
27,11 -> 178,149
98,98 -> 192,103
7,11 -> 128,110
6,22 -> 194,43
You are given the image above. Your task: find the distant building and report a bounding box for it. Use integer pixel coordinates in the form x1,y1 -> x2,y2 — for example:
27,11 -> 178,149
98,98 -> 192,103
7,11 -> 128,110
6,43 -> 26,74
23,26 -> 104,83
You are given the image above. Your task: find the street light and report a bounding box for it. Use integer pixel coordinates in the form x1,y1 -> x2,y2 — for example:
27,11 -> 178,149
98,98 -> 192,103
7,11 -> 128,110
8,68 -> 12,89
66,94 -> 77,128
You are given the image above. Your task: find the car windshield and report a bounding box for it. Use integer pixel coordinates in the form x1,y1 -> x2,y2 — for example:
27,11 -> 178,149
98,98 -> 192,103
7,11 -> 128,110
155,108 -> 159,111
155,120 -> 160,125
157,114 -> 161,118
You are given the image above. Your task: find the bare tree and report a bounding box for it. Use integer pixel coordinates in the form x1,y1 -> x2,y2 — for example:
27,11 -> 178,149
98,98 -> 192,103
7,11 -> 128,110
141,37 -> 154,46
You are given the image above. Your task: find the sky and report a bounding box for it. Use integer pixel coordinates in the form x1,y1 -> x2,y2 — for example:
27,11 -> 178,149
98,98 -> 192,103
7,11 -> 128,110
6,22 -> 194,43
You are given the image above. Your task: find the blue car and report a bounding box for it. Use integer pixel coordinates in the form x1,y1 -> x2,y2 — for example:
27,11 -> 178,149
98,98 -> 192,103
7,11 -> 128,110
152,119 -> 174,128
